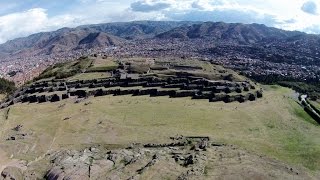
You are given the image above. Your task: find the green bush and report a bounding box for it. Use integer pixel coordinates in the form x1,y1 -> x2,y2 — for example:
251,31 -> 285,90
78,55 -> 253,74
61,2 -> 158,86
278,81 -> 320,100
34,57 -> 93,80
0,78 -> 16,94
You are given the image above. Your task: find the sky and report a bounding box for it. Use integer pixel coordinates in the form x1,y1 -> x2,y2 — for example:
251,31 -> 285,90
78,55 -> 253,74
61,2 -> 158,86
0,0 -> 319,43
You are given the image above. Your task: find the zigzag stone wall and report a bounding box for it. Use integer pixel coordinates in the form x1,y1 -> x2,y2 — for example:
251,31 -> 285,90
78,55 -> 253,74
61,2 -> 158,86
0,76 -> 263,109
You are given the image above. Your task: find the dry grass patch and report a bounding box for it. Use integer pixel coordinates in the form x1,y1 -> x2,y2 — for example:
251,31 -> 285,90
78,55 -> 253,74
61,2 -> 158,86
0,86 -> 319,173
0,94 -> 5,101
68,72 -> 111,81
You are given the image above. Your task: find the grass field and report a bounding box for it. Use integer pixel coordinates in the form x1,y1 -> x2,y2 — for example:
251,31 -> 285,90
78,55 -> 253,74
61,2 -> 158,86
0,94 -> 4,101
121,57 -> 247,81
87,57 -> 119,72
91,57 -> 118,68
309,100 -> 320,110
35,57 -> 93,80
0,85 -> 319,173
68,72 -> 112,81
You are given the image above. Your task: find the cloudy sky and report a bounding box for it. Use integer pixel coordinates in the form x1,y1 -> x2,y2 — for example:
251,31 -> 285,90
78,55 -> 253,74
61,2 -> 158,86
0,0 -> 319,43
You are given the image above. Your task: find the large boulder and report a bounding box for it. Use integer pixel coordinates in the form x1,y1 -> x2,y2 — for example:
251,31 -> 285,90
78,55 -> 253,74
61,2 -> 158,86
248,93 -> 256,101
0,166 -> 23,180
62,93 -> 69,100
28,95 -> 38,103
50,94 -> 61,102
75,90 -> 87,98
37,95 -> 47,103
256,90 -> 263,98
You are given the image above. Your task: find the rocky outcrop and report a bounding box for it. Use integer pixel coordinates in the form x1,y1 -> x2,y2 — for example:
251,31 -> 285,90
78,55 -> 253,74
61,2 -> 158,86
0,136 -> 310,180
1,167 -> 23,180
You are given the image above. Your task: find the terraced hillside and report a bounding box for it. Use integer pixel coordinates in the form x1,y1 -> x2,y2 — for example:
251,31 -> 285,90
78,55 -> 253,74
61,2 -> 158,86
0,57 -> 319,179
0,56 -> 262,109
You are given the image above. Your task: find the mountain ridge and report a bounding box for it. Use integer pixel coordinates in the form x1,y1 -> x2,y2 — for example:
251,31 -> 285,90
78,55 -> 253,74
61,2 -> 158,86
0,21 -> 320,66
155,21 -> 307,44
0,21 -> 197,57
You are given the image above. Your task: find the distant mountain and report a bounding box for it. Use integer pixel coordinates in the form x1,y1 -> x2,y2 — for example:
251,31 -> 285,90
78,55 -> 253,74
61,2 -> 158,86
0,27 -> 123,57
79,21 -> 197,39
0,28 -> 121,55
156,22 -> 305,44
0,21 -> 319,61
154,21 -> 320,66
0,21 -> 196,57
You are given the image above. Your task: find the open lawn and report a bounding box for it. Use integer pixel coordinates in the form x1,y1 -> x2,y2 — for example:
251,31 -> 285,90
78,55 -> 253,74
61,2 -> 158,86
35,57 -> 93,80
121,57 -> 248,81
91,57 -> 118,68
309,100 -> 320,111
87,56 -> 118,72
0,85 -> 319,174
68,72 -> 112,81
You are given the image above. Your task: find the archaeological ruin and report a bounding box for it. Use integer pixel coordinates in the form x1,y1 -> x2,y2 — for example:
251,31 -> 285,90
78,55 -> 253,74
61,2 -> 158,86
0,72 -> 263,109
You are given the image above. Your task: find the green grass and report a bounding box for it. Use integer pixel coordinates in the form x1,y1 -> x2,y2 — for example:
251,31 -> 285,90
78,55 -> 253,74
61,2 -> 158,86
0,86 -> 319,173
0,78 -> 16,94
289,100 -> 319,125
35,57 -> 93,80
280,130 -> 320,171
309,100 -> 320,111
128,64 -> 150,74
87,66 -> 118,72
68,72 -> 111,81
87,57 -> 119,72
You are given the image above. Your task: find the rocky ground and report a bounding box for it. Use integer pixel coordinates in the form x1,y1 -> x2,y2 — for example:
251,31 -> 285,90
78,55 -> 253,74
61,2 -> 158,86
0,58 -> 319,180
0,136 -> 313,180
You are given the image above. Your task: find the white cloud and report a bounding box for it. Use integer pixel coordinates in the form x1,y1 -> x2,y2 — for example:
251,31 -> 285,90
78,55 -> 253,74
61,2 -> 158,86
0,0 -> 320,44
130,0 -> 320,33
0,1 -> 130,43
0,8 -> 48,43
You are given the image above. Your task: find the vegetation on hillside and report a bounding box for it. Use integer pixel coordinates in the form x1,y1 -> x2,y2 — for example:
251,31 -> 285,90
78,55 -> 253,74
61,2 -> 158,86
34,56 -> 93,80
278,81 -> 320,100
0,78 -> 16,94
249,74 -> 320,100
86,57 -> 119,72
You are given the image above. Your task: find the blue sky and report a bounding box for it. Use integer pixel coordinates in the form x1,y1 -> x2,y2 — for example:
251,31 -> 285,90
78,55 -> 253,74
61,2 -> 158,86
0,0 -> 319,43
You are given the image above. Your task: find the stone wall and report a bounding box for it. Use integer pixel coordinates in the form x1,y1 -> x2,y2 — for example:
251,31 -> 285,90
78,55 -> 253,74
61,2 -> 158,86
0,75 -> 261,109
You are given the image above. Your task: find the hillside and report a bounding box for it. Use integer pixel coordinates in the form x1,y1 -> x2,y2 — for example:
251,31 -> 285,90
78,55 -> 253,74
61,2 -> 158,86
79,21 -> 197,39
1,21 -> 319,58
0,57 -> 319,179
156,22 -> 304,44
0,78 -> 15,94
0,21 -> 195,57
1,21 -> 320,86
0,29 -> 124,57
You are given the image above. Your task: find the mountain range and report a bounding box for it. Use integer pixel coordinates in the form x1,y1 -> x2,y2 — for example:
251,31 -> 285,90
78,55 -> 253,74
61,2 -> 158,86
0,21 -> 319,62
0,21 -> 195,57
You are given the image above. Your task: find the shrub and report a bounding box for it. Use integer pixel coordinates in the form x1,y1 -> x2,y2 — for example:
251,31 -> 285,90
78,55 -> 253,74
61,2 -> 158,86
0,78 -> 16,94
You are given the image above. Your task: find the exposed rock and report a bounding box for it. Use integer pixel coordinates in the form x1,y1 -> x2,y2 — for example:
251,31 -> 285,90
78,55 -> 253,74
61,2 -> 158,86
12,125 -> 23,132
50,94 -> 61,102
0,166 -> 23,180
137,154 -> 159,174
37,95 -> 47,103
62,93 -> 69,100
184,155 -> 194,166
